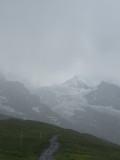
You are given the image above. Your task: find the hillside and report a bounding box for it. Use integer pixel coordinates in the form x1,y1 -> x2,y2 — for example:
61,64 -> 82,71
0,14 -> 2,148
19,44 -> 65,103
0,119 -> 120,160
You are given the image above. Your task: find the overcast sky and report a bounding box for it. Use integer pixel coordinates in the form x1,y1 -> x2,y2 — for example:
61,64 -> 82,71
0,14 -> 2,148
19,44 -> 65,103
0,0 -> 120,86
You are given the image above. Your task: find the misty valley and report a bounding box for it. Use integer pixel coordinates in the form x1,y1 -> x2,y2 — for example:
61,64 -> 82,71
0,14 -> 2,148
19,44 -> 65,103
1,76 -> 120,160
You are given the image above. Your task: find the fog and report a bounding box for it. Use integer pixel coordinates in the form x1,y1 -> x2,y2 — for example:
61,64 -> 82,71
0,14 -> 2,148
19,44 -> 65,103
0,0 -> 120,86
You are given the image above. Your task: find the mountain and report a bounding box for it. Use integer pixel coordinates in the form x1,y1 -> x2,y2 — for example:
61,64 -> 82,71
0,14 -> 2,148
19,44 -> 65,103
0,77 -> 72,128
1,75 -> 120,145
36,76 -> 93,118
36,76 -> 120,144
86,81 -> 120,109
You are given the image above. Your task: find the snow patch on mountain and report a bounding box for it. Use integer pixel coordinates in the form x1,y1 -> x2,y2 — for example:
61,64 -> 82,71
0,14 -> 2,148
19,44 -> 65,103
63,75 -> 94,88
89,105 -> 120,116
32,106 -> 43,113
0,105 -> 15,113
0,95 -> 25,116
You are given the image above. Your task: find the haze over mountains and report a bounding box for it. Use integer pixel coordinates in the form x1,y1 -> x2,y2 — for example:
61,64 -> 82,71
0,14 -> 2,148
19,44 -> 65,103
36,75 -> 120,144
1,75 -> 120,145
0,76 -> 71,128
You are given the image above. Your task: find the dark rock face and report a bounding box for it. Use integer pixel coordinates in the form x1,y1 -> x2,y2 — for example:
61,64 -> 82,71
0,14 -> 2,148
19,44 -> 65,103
86,81 -> 120,109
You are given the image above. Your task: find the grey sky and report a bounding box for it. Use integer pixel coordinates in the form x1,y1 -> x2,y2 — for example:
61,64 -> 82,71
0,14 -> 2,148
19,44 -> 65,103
0,0 -> 120,86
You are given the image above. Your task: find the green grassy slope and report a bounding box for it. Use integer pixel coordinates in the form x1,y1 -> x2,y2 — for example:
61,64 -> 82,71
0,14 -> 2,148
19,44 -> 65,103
56,131 -> 120,160
0,119 -> 120,160
0,119 -> 63,160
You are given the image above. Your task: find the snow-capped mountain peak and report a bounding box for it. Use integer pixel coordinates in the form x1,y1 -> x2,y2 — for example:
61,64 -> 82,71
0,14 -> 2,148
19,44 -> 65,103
63,75 -> 94,89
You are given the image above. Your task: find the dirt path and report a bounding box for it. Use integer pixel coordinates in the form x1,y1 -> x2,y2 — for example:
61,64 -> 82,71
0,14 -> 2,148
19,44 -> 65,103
39,134 -> 61,160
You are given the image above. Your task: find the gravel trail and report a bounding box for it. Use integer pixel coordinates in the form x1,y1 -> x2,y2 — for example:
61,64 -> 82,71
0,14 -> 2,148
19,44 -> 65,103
39,134 -> 61,160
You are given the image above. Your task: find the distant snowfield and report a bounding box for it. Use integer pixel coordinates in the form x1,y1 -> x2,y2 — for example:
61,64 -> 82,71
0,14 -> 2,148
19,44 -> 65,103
0,95 -> 24,116
89,105 -> 120,116
32,106 -> 43,113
